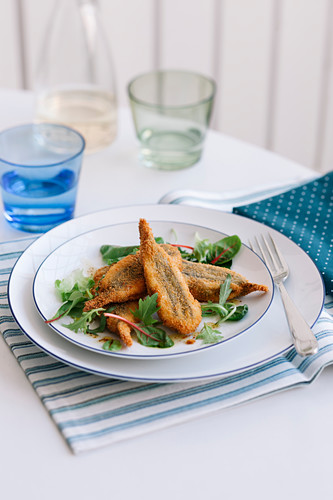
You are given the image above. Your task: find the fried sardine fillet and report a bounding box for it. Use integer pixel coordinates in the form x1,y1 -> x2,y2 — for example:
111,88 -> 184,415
182,259 -> 268,303
84,253 -> 145,311
105,301 -> 139,347
139,218 -> 202,335
84,245 -> 182,312
91,265 -> 109,295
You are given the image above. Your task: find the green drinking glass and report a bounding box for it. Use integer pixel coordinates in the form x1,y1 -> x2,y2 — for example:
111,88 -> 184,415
128,70 -> 216,170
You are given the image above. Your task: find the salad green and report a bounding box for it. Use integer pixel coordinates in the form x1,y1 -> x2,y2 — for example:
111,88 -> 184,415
47,234 -> 248,349
200,275 -> 249,329
180,233 -> 242,267
100,233 -> 241,268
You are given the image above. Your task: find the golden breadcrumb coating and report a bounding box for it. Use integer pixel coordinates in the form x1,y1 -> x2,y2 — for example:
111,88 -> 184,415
182,259 -> 268,302
139,218 -> 202,335
105,300 -> 139,347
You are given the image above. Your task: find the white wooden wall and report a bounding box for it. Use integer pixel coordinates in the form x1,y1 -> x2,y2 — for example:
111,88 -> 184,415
0,0 -> 332,173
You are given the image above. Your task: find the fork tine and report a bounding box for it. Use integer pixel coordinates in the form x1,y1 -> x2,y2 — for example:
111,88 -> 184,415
251,234 -> 317,357
269,234 -> 288,271
254,236 -> 271,269
261,234 -> 279,272
262,234 -> 280,273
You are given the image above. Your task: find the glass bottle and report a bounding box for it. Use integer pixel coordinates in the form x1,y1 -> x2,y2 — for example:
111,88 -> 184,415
35,0 -> 117,153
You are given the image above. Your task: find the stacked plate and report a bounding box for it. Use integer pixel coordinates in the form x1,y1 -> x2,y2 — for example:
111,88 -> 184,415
8,204 -> 325,382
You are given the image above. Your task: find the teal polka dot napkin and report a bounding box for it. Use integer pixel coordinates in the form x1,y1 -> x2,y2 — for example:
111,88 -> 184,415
233,172 -> 333,295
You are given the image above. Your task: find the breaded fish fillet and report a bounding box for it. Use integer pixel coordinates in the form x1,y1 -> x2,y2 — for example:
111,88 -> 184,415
139,218 -> 202,335
99,253 -> 144,294
84,253 -> 145,311
105,301 -> 139,347
91,265 -> 109,294
182,259 -> 268,303
84,244 -> 182,312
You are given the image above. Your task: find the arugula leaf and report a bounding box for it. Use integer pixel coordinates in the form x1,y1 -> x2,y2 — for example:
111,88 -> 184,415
201,302 -> 228,318
225,304 -> 248,321
197,324 -> 223,344
216,303 -> 237,324
132,293 -> 160,325
49,301 -> 75,321
218,274 -> 232,306
87,306 -> 115,334
64,308 -> 105,334
131,294 -> 174,348
201,301 -> 248,325
48,290 -> 90,322
102,339 -> 122,351
200,276 -> 248,326
67,303 -> 86,319
201,275 -> 232,316
48,269 -> 95,324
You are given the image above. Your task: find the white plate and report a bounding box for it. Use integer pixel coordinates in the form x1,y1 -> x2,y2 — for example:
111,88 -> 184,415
32,221 -> 273,359
8,204 -> 325,382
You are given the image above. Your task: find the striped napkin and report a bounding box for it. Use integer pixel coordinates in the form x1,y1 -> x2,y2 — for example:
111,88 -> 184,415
0,242 -> 332,454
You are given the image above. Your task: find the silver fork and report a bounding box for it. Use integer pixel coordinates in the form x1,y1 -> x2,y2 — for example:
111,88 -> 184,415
249,234 -> 318,357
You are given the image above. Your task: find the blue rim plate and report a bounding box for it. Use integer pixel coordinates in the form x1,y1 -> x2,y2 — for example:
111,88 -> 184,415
8,204 -> 325,382
32,219 -> 274,359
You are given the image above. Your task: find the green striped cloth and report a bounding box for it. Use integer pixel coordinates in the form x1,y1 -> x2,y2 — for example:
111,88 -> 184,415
1,238 -> 333,454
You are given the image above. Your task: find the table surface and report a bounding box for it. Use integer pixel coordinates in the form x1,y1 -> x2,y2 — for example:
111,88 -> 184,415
1,90 -> 331,500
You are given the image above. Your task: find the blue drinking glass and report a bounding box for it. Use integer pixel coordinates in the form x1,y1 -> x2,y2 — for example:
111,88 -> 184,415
0,123 -> 85,232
